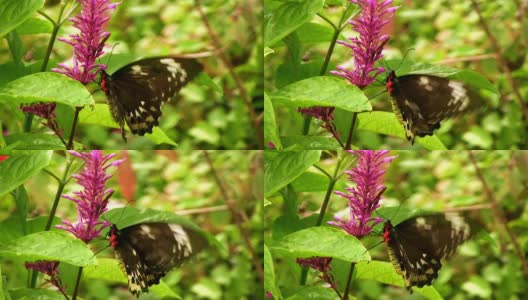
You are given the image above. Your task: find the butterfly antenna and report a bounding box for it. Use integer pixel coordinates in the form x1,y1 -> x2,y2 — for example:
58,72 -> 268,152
392,48 -> 416,72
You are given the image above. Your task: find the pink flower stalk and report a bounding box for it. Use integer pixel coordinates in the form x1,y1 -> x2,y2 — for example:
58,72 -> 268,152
20,103 -> 62,137
331,0 -> 399,88
25,261 -> 65,292
329,150 -> 397,238
296,257 -> 337,289
53,0 -> 120,84
57,151 -> 124,243
298,107 -> 340,140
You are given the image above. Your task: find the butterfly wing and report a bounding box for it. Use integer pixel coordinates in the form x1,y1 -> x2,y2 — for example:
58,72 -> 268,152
103,57 -> 203,138
111,223 -> 208,296
387,72 -> 482,143
384,213 -> 474,289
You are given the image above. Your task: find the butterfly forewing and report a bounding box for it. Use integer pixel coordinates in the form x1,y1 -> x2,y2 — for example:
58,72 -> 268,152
386,71 -> 482,143
383,213 -> 475,290
102,57 -> 203,140
110,223 -> 208,296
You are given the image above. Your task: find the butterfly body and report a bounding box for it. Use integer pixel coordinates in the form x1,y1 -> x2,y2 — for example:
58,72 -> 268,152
101,56 -> 203,141
386,71 -> 482,143
109,222 -> 207,296
382,213 -> 474,290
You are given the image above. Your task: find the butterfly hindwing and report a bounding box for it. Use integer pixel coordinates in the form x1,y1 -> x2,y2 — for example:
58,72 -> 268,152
386,71 -> 482,143
102,57 -> 203,139
109,223 -> 208,296
383,213 -> 474,290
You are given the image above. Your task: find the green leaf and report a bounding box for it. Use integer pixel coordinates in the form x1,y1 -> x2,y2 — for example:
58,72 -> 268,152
78,103 -> 177,146
270,76 -> 371,112
264,47 -> 274,57
0,216 -> 61,244
264,0 -> 325,47
281,135 -> 342,150
356,111 -> 447,150
189,121 -> 220,145
270,226 -> 370,262
285,286 -> 340,300
462,126 -> 493,149
0,72 -> 93,107
0,151 -> 52,196
15,17 -> 52,35
8,288 -> 65,300
83,258 -> 126,284
0,231 -> 96,267
354,261 -> 442,299
291,172 -> 345,193
4,133 -> 66,150
462,275 -> 492,298
264,244 -> 282,300
194,72 -> 222,97
0,0 -> 45,38
264,150 -> 321,197
146,127 -> 178,146
264,92 -> 282,149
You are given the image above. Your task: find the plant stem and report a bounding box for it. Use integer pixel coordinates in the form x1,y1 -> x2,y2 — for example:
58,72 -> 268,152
345,113 -> 358,149
202,150 -> 264,283
24,3 -> 68,132
72,267 -> 83,300
67,107 -> 82,149
342,262 -> 355,299
300,154 -> 345,285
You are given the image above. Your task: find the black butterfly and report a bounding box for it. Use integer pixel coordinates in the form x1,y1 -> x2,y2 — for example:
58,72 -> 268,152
382,213 -> 475,290
109,222 -> 208,296
386,71 -> 482,144
101,56 -> 203,141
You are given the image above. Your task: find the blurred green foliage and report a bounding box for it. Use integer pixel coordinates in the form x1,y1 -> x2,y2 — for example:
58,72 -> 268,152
0,150 -> 263,299
264,150 -> 528,299
265,0 -> 527,149
0,0 -> 263,149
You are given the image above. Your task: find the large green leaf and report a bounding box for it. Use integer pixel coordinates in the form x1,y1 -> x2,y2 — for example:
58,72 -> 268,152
284,286 -> 340,300
78,103 -> 177,146
264,0 -> 325,47
0,231 -> 96,267
354,260 -> 443,299
8,288 -> 65,300
4,133 -> 67,150
0,0 -> 45,38
0,72 -> 93,107
0,151 -> 52,196
269,226 -> 370,263
264,244 -> 282,300
264,150 -> 321,197
270,76 -> 371,112
357,111 -> 447,150
281,135 -> 342,150
264,92 -> 282,149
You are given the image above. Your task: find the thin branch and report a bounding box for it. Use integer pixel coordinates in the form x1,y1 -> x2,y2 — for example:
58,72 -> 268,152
175,205 -> 228,215
468,151 -> 528,279
470,0 -> 528,121
202,151 -> 264,283
194,0 -> 263,149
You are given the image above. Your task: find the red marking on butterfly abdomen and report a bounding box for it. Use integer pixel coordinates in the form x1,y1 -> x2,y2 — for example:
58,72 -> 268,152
101,72 -> 108,93
383,223 -> 391,244
109,226 -> 119,248
386,72 -> 395,94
